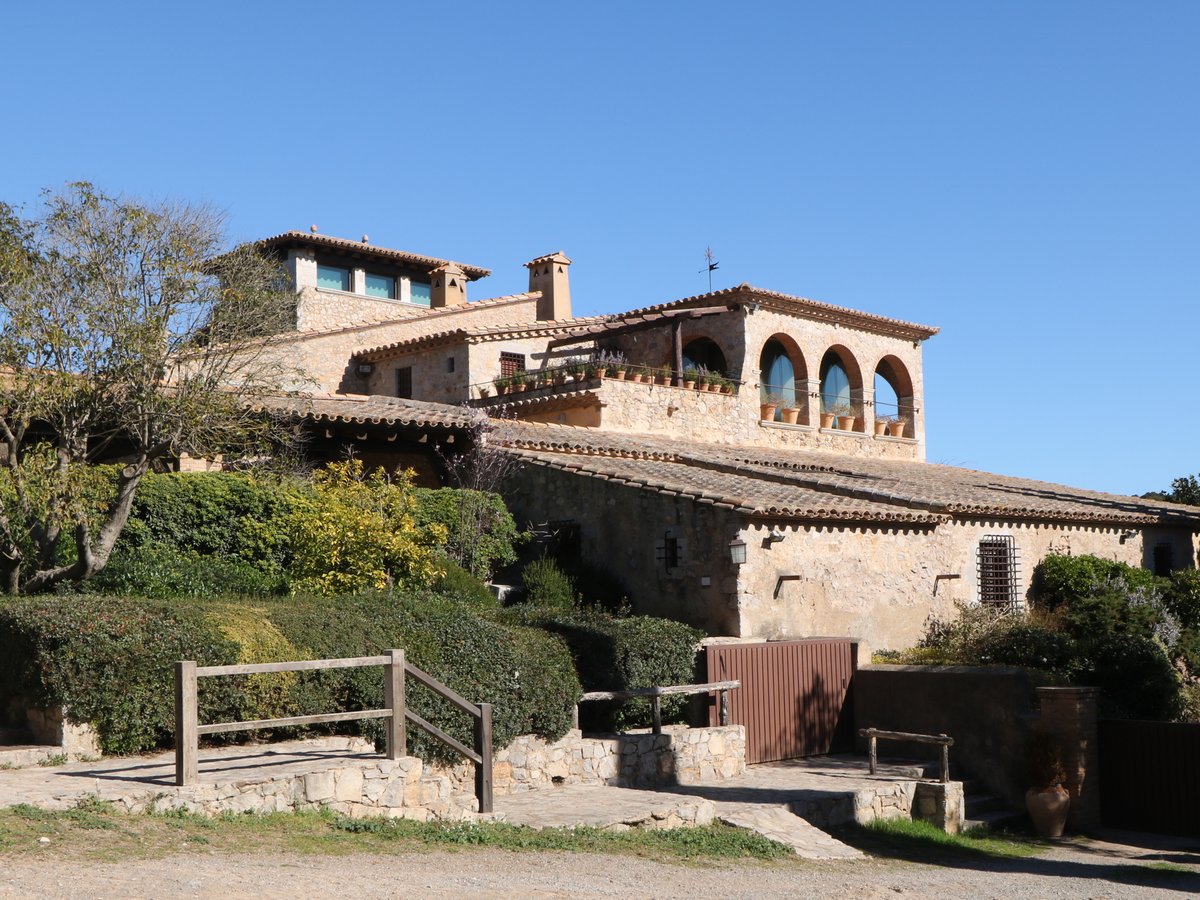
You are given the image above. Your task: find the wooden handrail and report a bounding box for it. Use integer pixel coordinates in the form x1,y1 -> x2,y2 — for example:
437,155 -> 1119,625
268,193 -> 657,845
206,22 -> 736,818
175,649 -> 494,813
858,727 -> 954,783
576,680 -> 740,735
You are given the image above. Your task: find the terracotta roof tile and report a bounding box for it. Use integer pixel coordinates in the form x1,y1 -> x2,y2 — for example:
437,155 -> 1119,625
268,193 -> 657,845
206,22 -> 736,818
252,393 -> 475,429
254,231 -> 490,279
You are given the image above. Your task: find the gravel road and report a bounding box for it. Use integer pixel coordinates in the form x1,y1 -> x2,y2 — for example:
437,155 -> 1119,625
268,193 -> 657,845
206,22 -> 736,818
2,842 -> 1197,899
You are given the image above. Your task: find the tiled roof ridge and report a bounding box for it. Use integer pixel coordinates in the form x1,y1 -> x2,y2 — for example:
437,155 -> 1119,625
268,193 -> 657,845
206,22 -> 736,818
605,283 -> 939,340
255,230 -> 491,279
353,311 -> 616,360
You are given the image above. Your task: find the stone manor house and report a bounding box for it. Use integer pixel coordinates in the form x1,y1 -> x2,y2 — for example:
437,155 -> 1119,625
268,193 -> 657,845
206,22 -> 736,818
241,229 -> 1200,655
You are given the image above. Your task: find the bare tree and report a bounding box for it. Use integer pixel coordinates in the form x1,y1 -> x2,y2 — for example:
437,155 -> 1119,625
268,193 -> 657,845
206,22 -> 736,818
0,182 -> 300,593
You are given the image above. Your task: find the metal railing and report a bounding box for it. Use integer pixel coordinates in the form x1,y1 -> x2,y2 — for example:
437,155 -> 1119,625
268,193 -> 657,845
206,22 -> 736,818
175,650 -> 495,812
575,680 -> 740,734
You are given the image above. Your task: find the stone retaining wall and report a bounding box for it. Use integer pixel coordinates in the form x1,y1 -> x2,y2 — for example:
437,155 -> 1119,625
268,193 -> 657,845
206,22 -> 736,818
431,726 -> 747,795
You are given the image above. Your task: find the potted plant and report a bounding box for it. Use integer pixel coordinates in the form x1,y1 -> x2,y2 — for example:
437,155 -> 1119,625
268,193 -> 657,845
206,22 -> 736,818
567,359 -> 587,382
760,392 -> 782,421
494,375 -> 512,396
478,386 -> 492,399
1025,731 -> 1070,837
874,415 -> 891,436
512,370 -> 529,392
605,351 -> 627,380
888,414 -> 908,438
682,366 -> 699,390
719,376 -> 734,395
831,402 -> 856,431
655,365 -> 671,386
780,403 -> 801,425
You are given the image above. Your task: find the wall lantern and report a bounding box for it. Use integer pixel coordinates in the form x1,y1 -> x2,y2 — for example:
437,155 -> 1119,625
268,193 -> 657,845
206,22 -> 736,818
728,538 -> 747,566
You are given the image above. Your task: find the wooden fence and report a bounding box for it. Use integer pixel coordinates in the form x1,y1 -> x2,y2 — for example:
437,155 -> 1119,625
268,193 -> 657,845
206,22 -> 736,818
576,680 -> 740,733
1099,718 -> 1200,835
175,649 -> 494,813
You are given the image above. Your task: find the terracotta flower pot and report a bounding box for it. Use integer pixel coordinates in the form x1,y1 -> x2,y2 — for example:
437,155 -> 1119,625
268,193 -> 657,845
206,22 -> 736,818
760,404 -> 778,421
683,380 -> 696,390
874,420 -> 889,436
1026,786 -> 1070,837
889,421 -> 906,437
838,415 -> 857,431
613,369 -> 626,381
820,412 -> 835,428
781,408 -> 800,425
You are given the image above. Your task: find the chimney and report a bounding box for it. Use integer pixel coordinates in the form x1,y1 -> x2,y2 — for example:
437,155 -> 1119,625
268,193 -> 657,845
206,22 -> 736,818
429,262 -> 468,308
525,251 -> 572,321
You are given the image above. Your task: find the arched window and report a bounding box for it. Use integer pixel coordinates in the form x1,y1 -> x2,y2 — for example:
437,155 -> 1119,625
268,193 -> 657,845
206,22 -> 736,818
682,338 -> 727,376
759,340 -> 796,412
874,355 -> 915,437
820,355 -> 850,412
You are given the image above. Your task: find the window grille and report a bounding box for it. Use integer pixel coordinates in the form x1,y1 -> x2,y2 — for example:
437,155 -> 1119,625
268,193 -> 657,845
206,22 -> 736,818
500,352 -> 526,377
977,535 -> 1019,610
395,366 -> 413,399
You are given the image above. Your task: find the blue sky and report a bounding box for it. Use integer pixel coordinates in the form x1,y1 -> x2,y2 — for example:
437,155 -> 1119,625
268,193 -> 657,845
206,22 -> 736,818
3,2 -> 1196,496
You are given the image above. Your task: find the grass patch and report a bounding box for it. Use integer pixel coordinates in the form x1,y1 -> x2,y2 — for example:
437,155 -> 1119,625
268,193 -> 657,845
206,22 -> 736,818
0,805 -> 793,864
838,818 -> 1046,862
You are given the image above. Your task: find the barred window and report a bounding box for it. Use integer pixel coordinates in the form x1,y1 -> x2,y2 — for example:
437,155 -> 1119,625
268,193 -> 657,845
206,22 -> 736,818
500,352 -> 526,377
395,366 -> 413,399
978,535 -> 1019,610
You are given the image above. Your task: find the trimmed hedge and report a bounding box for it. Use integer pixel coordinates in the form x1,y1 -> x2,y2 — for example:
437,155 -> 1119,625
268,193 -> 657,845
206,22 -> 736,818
500,607 -> 703,732
413,488 -> 521,579
0,593 -> 580,758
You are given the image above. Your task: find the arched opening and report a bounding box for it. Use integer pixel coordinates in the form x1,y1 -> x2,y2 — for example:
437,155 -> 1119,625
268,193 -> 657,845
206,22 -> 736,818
820,347 -> 863,430
682,337 -> 727,376
759,336 -> 808,422
874,355 -> 915,438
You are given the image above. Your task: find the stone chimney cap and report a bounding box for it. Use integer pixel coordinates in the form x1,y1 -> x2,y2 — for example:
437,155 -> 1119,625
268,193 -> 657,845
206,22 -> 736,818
525,251 -> 572,268
429,261 -> 468,274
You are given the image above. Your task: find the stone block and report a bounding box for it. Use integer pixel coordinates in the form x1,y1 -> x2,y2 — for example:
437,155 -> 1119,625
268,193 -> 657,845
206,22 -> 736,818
303,771 -> 336,803
334,767 -> 365,802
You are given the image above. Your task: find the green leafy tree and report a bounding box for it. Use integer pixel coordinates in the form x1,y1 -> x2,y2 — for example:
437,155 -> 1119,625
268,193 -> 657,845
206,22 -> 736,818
0,182 -> 298,593
288,459 -> 447,596
1143,474 -> 1200,505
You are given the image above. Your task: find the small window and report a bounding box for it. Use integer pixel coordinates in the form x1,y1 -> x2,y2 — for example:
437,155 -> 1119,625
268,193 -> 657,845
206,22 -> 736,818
978,535 -> 1019,611
365,273 -> 395,299
446,357 -> 456,374
409,281 -> 432,307
1154,543 -> 1174,577
317,264 -> 351,292
395,366 -> 413,399
664,536 -> 680,570
500,352 -> 526,377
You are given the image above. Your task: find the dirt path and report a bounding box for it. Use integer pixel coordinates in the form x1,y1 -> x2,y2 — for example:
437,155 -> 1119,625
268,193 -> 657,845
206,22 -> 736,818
2,844 -> 1196,899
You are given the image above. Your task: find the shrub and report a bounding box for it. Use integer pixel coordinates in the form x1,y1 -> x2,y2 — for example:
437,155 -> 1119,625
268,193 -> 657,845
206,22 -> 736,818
82,547 -> 288,599
0,593 -> 580,758
413,488 -> 521,580
288,460 -> 446,596
1070,633 -> 1181,721
974,624 -> 1076,673
503,607 -> 703,732
119,472 -> 305,572
1165,569 -> 1200,631
521,556 -> 577,611
428,558 -> 499,610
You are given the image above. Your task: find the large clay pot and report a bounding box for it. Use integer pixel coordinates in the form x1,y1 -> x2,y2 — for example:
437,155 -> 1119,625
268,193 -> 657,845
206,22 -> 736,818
1026,786 -> 1070,837
820,412 -> 836,428
874,420 -> 889,436
889,421 -> 906,437
781,408 -> 801,425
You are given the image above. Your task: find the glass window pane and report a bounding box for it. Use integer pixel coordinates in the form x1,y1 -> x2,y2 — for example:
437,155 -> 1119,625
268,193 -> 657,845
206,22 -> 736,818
409,281 -> 431,307
317,264 -> 350,292
365,273 -> 395,299
821,363 -> 849,409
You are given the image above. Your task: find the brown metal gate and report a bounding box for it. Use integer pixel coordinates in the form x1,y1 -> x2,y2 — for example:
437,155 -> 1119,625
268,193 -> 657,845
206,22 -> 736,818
1100,719 -> 1200,835
705,639 -> 856,764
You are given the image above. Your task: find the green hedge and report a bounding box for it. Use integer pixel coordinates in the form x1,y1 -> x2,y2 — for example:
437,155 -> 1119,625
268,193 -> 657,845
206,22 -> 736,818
0,593 -> 579,758
500,607 -> 703,731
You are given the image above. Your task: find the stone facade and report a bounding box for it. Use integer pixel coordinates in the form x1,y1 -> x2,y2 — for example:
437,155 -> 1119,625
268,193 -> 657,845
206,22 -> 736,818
505,457 -> 1198,655
296,286 -> 428,333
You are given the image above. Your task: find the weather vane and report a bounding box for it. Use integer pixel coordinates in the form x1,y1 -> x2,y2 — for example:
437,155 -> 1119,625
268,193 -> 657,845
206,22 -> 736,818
699,246 -> 719,292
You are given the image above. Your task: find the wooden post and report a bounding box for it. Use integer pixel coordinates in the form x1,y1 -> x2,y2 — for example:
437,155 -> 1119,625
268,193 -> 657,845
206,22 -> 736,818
719,688 -> 730,726
651,695 -> 662,735
175,660 -> 198,786
475,702 -> 493,814
868,730 -> 878,776
384,649 -> 406,760
940,734 -> 950,784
